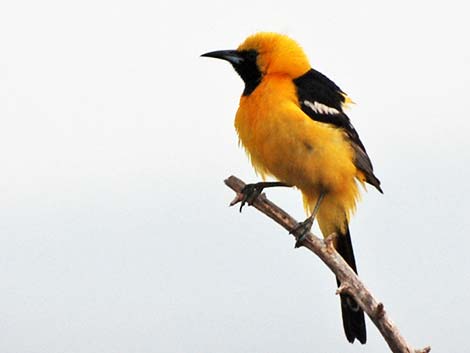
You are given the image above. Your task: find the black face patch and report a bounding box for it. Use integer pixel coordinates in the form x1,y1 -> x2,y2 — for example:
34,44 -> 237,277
231,50 -> 262,96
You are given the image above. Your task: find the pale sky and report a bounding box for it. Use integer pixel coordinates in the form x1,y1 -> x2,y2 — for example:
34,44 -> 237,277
1,0 -> 469,352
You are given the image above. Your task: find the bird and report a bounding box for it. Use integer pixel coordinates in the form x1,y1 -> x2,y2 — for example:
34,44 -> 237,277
202,32 -> 382,344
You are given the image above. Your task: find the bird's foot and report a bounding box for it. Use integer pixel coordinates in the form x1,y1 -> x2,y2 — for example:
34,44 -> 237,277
291,217 -> 314,248
239,183 -> 265,212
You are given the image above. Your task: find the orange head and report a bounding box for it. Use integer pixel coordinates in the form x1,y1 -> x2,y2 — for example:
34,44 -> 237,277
202,32 -> 311,95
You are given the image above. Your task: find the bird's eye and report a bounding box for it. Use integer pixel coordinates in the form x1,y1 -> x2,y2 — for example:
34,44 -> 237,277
243,50 -> 258,62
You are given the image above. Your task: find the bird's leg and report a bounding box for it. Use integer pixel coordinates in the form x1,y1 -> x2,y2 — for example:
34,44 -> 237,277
239,181 -> 291,212
292,192 -> 326,248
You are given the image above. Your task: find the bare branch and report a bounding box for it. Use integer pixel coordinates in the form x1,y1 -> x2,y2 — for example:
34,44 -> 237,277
224,175 -> 430,353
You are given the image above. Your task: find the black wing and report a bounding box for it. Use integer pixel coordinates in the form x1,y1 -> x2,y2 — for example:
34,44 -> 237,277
293,69 -> 382,193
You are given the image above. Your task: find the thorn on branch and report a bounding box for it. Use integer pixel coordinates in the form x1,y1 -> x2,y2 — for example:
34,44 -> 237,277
228,189 -> 267,209
229,192 -> 244,207
336,283 -> 351,295
324,232 -> 338,252
375,302 -> 386,319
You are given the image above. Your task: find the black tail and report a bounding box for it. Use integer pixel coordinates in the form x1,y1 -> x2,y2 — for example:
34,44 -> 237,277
335,225 -> 367,344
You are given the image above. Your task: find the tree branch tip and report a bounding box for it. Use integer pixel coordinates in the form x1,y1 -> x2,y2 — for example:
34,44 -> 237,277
224,176 -> 245,193
415,346 -> 431,353
224,175 -> 240,184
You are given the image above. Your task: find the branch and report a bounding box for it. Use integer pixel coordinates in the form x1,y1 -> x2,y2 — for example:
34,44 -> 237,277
224,175 -> 430,353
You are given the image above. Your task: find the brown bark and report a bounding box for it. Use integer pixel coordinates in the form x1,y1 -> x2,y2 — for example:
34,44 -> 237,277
224,175 -> 430,353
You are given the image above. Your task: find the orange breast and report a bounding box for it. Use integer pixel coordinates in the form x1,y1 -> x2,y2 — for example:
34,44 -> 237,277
234,74 -> 362,222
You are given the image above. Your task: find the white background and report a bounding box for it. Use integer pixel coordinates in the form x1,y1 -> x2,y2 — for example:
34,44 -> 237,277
1,0 -> 469,352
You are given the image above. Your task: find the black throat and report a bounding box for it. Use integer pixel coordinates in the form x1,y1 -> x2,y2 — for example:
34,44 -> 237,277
231,50 -> 262,96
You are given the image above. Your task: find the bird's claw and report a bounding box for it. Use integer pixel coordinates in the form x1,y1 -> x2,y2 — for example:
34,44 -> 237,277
239,183 -> 264,212
291,218 -> 314,248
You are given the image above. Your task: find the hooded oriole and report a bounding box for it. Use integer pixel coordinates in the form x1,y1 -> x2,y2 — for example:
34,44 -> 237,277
202,32 -> 382,344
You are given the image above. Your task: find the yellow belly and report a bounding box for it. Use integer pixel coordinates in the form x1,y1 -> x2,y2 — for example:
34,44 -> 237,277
235,74 -> 362,234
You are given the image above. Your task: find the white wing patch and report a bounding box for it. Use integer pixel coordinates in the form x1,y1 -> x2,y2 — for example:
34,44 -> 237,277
303,100 -> 340,115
